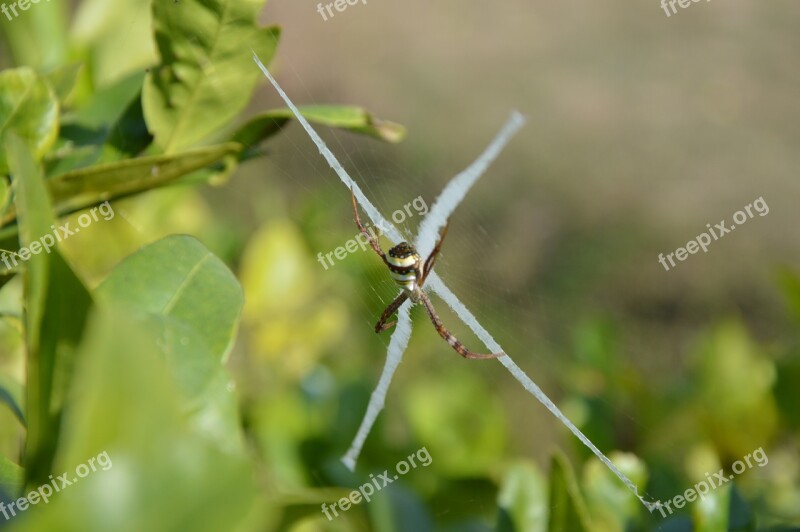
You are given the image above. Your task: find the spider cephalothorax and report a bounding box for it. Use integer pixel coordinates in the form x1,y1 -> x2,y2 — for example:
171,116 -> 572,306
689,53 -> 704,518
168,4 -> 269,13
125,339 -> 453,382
350,190 -> 504,360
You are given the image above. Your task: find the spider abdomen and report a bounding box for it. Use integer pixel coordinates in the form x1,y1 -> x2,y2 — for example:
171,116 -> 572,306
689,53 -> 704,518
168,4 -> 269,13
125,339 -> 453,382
387,242 -> 421,292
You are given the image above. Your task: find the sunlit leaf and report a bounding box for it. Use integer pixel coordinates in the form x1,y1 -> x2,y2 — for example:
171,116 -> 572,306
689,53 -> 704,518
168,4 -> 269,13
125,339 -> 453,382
0,0 -> 68,69
143,0 -> 280,152
497,461 -> 548,532
71,0 -> 158,87
583,452 -> 648,531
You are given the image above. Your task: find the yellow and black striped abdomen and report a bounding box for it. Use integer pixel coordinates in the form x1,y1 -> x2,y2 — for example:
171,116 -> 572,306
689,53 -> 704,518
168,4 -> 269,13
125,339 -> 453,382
387,242 -> 421,291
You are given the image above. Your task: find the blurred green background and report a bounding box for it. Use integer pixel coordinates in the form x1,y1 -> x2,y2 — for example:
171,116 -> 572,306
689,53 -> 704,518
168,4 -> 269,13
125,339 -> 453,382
0,0 -> 799,530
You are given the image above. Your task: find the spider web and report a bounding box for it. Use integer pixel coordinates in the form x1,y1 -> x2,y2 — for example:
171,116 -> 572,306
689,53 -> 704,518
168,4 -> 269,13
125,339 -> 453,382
253,52 -> 659,512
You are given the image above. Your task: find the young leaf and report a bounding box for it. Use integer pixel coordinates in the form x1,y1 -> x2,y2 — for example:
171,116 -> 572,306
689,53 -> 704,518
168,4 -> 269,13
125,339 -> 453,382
143,0 -> 281,152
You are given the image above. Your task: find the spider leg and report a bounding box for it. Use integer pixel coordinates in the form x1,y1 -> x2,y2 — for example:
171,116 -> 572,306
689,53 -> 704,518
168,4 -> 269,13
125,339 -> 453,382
375,292 -> 409,333
351,188 -> 386,259
418,292 -> 504,359
420,221 -> 449,286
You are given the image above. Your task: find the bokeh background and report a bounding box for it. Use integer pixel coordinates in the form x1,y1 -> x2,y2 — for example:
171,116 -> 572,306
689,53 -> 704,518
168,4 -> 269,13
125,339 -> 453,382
1,0 -> 799,530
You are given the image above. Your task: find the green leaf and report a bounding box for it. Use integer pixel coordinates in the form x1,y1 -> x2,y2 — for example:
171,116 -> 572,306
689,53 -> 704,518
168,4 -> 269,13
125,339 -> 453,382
547,453 -> 592,532
0,67 -> 59,174
142,0 -> 281,152
692,483 -> 731,532
497,461 -> 548,532
776,267 -> 800,324
0,454 -> 22,499
70,0 -> 158,88
101,90 -> 154,161
5,133 -> 93,489
0,0 -> 69,69
582,452 -> 648,531
0,143 -> 240,240
12,307 -> 256,531
96,235 -> 242,363
44,63 -> 83,104
232,105 -> 407,152
95,235 -> 244,448
0,374 -> 25,426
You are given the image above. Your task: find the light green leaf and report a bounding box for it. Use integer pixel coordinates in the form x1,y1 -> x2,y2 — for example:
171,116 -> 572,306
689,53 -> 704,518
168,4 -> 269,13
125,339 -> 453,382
0,454 -> 22,499
497,461 -> 548,532
0,0 -> 68,69
44,63 -> 83,104
232,105 -> 407,151
12,307 -> 255,531
70,0 -> 158,88
583,452 -> 648,531
95,235 -> 244,448
143,0 -> 280,152
0,68 -> 59,174
692,483 -> 731,532
97,235 -> 243,362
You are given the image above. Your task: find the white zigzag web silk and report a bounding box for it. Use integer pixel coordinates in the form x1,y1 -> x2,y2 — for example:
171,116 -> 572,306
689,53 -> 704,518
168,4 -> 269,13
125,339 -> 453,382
252,52 -> 656,511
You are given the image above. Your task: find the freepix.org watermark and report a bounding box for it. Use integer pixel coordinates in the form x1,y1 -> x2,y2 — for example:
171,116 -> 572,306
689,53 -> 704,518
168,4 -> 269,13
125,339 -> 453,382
0,451 -> 113,521
658,196 -> 768,272
317,195 -> 428,270
321,446 -> 432,520
650,447 -> 768,518
316,0 -> 367,22
1,0 -> 52,21
1,201 -> 115,271
660,0 -> 710,17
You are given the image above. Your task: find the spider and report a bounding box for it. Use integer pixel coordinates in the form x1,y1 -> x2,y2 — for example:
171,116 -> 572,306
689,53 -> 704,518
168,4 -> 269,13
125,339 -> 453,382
351,190 -> 505,360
